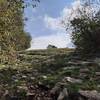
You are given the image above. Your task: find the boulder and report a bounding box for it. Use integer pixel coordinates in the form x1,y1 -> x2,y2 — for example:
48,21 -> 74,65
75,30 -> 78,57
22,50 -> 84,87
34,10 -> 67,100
22,75 -> 27,79
63,66 -> 78,70
67,61 -> 82,66
26,92 -> 35,100
50,83 -> 64,100
94,58 -> 100,65
57,88 -> 68,100
80,68 -> 89,73
80,61 -> 97,66
79,90 -> 100,100
68,92 -> 87,100
50,84 -> 61,95
64,77 -> 82,84
95,72 -> 100,76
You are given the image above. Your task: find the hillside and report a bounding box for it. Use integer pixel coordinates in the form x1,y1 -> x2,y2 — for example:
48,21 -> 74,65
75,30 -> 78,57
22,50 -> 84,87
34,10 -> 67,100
0,48 -> 100,100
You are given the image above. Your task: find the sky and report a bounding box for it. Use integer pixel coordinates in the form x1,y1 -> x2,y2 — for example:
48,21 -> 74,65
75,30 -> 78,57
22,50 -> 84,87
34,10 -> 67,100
24,0 -> 80,50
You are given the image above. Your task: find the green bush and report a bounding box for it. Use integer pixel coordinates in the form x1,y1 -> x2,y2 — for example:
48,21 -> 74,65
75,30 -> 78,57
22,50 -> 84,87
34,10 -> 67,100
70,7 -> 100,55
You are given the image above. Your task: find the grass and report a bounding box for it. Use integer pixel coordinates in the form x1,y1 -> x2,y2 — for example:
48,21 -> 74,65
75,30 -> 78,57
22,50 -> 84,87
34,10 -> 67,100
0,48 -> 100,93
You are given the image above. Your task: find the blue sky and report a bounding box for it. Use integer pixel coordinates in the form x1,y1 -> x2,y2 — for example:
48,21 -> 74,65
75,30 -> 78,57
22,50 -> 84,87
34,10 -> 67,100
24,0 -> 78,49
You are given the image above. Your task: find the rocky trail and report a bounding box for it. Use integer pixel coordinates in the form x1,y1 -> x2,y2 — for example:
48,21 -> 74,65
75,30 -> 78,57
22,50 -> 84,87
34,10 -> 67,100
0,48 -> 100,100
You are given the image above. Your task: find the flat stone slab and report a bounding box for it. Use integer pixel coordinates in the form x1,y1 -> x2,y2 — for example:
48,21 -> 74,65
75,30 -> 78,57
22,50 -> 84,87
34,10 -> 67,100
64,77 -> 82,84
79,90 -> 100,100
95,72 -> 100,76
80,68 -> 89,73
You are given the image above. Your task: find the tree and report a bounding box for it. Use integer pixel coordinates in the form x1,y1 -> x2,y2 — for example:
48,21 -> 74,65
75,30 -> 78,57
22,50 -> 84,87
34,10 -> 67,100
0,0 -> 33,63
70,2 -> 100,54
47,45 -> 57,49
0,0 -> 32,51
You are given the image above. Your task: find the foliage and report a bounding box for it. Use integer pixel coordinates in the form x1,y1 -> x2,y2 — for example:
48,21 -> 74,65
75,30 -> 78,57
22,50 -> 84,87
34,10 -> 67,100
0,0 -> 32,51
47,44 -> 57,49
70,5 -> 100,54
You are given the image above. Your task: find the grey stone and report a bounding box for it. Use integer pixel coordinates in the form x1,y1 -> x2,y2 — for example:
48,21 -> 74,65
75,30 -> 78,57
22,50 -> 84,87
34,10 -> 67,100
57,88 -> 68,100
95,72 -> 100,76
64,77 -> 82,84
57,92 -> 64,100
79,90 -> 100,100
26,92 -> 35,100
80,68 -> 89,73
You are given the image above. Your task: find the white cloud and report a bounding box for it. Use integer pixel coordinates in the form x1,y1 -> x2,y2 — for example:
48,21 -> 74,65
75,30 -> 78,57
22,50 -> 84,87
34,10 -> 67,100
29,0 -> 82,50
44,0 -> 84,30
44,15 -> 63,31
